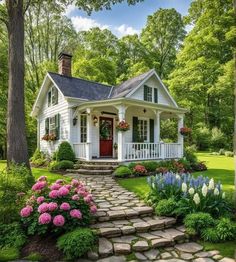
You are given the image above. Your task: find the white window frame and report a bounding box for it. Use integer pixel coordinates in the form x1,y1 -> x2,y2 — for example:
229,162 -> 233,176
138,117 -> 149,142
80,114 -> 87,143
146,86 -> 152,102
48,86 -> 58,107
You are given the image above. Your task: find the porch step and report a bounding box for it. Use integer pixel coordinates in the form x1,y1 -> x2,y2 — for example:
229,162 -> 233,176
74,169 -> 113,176
79,160 -> 120,166
79,164 -> 117,170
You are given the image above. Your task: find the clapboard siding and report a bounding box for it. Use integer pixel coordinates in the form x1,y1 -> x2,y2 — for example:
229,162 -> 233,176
130,75 -> 174,106
38,87 -> 70,155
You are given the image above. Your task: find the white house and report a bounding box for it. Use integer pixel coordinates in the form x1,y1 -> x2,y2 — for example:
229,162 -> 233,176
31,52 -> 187,163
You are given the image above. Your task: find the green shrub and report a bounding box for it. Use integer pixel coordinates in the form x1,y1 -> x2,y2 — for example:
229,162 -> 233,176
219,148 -> 225,155
193,125 -> 211,150
225,151 -> 233,157
201,227 -> 219,242
0,165 -> 34,223
0,247 -> 20,261
0,222 -> 26,249
114,166 -> 132,178
57,142 -> 75,162
184,212 -> 215,234
184,145 -> 198,164
216,218 -> 236,241
49,160 -> 74,171
57,228 -> 97,259
211,127 -> 226,151
141,161 -> 159,172
23,252 -> 43,261
155,198 -> 177,216
52,150 -> 58,161
31,148 -> 46,167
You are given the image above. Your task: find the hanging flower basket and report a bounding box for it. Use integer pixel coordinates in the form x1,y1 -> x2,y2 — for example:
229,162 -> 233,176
42,133 -> 57,142
116,120 -> 130,132
180,127 -> 192,136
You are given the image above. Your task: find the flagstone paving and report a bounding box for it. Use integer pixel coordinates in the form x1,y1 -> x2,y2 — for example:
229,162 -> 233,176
65,173 -> 235,262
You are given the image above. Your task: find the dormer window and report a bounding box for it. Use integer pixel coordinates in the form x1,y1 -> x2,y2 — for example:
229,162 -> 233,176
48,86 -> 58,107
144,85 -> 158,103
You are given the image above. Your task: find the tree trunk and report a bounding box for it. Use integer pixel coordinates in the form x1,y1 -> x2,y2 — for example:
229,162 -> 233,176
6,0 -> 30,169
234,0 -> 236,209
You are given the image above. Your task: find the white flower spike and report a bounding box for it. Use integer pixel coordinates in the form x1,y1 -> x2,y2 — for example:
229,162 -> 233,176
214,188 -> 219,196
188,187 -> 195,195
193,193 -> 200,205
208,178 -> 214,190
181,182 -> 187,193
201,183 -> 208,197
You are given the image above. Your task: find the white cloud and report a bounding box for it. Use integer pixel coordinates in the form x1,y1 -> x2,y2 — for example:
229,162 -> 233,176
70,16 -> 110,32
115,24 -> 140,37
64,4 -> 77,17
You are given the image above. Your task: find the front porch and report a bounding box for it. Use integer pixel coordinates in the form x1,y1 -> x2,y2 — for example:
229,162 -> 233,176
71,98 -> 186,162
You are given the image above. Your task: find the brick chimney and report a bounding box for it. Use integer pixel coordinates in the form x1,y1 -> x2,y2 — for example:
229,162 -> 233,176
58,52 -> 72,77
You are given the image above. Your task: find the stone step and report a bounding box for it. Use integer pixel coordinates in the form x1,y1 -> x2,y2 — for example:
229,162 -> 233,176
79,160 -> 120,166
79,164 -> 118,170
91,216 -> 178,238
94,206 -> 155,222
96,228 -> 187,258
73,169 -> 114,175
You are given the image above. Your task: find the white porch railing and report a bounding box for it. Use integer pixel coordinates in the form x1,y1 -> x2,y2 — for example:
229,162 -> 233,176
73,143 -> 87,159
125,142 -> 182,161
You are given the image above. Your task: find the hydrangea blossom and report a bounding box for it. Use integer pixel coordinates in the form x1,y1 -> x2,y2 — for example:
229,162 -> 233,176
70,209 -> 82,219
37,196 -> 45,204
53,215 -> 65,226
38,213 -> 51,224
48,202 -> 58,211
38,203 -> 48,213
60,202 -> 71,211
20,205 -> 33,217
58,186 -> 69,196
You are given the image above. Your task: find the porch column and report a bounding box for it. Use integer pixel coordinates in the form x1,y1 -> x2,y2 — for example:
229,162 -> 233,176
117,105 -> 126,162
154,110 -> 161,143
86,108 -> 92,161
177,114 -> 184,158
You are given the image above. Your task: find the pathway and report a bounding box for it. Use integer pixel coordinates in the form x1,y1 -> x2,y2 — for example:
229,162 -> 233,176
65,173 -> 235,262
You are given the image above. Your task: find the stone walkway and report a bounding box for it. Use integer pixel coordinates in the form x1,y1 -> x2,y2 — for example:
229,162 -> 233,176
65,173 -> 235,262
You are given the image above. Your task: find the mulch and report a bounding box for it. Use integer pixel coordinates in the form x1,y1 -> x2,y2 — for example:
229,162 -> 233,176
21,235 -> 64,262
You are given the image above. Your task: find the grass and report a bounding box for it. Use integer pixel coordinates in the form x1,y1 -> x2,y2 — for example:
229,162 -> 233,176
200,241 -> 236,259
0,247 -> 20,261
0,160 -> 69,183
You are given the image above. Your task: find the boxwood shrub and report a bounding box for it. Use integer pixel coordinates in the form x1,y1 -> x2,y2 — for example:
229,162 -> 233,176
57,228 -> 97,259
57,142 -> 75,162
114,166 -> 132,178
49,160 -> 74,171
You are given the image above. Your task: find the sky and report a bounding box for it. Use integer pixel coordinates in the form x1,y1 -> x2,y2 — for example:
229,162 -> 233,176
65,0 -> 192,38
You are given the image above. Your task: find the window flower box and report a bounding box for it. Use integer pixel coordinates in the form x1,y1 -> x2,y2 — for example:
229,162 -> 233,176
180,127 -> 192,136
116,120 -> 130,132
42,133 -> 57,142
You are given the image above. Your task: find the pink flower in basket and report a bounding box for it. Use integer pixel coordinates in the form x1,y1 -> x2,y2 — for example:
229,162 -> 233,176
116,120 -> 130,131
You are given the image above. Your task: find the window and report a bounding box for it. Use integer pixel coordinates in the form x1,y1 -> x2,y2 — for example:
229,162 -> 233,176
144,85 -> 152,102
80,115 -> 87,143
48,86 -> 58,107
154,88 -> 158,103
45,114 -> 60,139
138,119 -> 148,142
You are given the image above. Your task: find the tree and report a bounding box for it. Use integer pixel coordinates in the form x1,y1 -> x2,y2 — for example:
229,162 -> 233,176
141,8 -> 185,79
0,0 -> 142,168
168,0 -> 234,142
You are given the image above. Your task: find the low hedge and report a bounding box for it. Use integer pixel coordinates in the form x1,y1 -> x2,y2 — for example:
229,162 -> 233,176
49,160 -> 74,171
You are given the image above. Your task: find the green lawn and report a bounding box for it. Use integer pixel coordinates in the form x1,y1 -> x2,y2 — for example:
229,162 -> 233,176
0,160 -> 69,183
118,152 -> 236,258
118,152 -> 235,198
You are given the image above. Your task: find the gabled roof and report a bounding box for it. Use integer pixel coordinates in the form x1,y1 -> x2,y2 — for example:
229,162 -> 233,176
111,69 -> 155,98
48,72 -> 112,101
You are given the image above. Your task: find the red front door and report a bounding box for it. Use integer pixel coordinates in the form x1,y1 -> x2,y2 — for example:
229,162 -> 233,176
100,117 -> 113,157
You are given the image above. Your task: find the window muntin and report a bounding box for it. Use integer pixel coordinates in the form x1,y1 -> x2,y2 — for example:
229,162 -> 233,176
138,119 -> 148,142
45,114 -> 60,139
144,85 -> 153,102
80,115 -> 87,143
48,86 -> 58,107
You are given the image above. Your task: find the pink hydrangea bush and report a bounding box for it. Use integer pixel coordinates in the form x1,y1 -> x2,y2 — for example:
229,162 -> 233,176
20,176 -> 97,235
